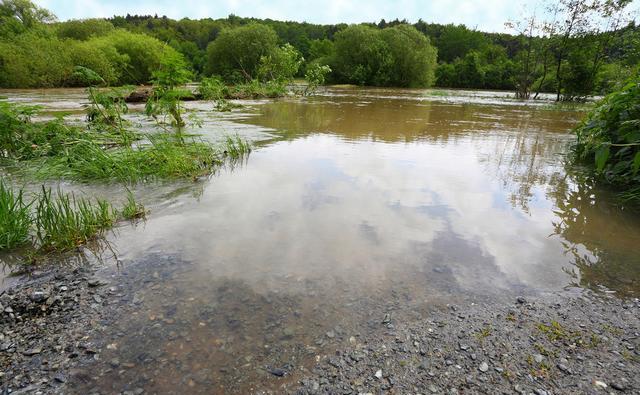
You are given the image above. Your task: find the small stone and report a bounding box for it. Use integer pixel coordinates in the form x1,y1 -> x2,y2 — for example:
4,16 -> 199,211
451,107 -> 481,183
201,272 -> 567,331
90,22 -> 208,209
374,369 -> 383,379
459,343 -> 470,351
325,330 -> 335,339
382,314 -> 391,324
516,296 -> 527,304
557,363 -> 571,374
534,354 -> 544,363
594,380 -> 607,389
478,362 -> 489,372
268,368 -> 286,377
53,372 -> 67,383
23,347 -> 42,356
610,382 -> 626,391
428,385 -> 439,393
533,389 -> 548,395
29,291 -> 48,303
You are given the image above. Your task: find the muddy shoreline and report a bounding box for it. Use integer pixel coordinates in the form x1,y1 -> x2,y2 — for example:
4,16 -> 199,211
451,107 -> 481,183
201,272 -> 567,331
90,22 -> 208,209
1,261 -> 637,395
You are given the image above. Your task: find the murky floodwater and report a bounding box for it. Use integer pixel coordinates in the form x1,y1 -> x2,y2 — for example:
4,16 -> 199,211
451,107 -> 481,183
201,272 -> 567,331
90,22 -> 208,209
1,86 -> 639,393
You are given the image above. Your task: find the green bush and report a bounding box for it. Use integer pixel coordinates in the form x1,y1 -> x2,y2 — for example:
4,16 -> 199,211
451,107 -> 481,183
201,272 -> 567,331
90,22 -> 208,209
330,24 -> 437,88
574,75 -> 640,200
205,23 -> 278,82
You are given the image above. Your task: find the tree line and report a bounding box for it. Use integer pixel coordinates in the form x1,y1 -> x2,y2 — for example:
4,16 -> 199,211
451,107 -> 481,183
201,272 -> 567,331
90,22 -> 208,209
0,0 -> 638,100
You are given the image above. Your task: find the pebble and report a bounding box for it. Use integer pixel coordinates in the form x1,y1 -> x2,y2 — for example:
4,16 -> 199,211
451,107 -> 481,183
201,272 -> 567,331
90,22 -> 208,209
478,362 -> 489,372
374,369 -> 383,379
516,296 -> 527,304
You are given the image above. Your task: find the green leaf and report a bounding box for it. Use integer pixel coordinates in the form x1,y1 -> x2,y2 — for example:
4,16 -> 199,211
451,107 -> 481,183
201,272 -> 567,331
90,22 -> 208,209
632,151 -> 640,174
595,145 -> 610,173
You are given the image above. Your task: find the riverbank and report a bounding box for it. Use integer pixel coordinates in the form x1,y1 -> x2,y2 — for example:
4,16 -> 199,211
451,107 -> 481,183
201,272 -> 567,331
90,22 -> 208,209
1,262 -> 638,394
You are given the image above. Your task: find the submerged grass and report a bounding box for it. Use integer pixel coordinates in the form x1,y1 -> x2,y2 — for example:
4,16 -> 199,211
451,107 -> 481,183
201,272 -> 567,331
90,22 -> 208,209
38,134 -> 219,183
222,135 -> 252,159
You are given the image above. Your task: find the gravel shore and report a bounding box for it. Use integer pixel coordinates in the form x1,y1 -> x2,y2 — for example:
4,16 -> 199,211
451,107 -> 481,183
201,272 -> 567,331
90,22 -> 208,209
1,263 -> 638,395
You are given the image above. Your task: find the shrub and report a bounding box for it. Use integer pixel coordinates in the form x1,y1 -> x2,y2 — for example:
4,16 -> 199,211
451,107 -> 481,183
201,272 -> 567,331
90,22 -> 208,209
574,75 -> 640,200
206,23 -> 278,82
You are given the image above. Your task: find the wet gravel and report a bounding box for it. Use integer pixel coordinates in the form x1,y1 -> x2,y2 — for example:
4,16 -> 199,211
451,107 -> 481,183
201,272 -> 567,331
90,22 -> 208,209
293,294 -> 640,395
1,262 -> 639,395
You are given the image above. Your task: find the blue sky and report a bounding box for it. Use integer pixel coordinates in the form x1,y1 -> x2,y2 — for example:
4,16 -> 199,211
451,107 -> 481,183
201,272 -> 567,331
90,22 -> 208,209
34,0 -> 539,33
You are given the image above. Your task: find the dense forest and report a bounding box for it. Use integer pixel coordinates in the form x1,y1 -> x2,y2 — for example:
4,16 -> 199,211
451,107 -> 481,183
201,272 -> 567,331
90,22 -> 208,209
0,0 -> 638,99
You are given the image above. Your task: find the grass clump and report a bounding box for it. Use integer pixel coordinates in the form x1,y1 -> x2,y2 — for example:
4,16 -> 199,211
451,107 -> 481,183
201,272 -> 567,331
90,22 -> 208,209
0,181 -> 118,254
121,191 -> 146,220
42,135 -> 218,183
0,180 -> 31,250
222,135 -> 252,159
34,186 -> 116,252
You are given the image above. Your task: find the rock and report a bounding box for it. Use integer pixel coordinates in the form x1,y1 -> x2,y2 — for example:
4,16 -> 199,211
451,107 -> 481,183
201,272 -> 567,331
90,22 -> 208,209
53,372 -> 67,383
325,330 -> 335,339
382,313 -> 391,324
533,389 -> 548,395
268,368 -> 286,377
557,363 -> 571,374
478,362 -> 489,372
29,291 -> 49,303
534,354 -> 544,363
516,296 -> 527,304
375,369 -> 383,379
610,381 -> 626,391
594,380 -> 607,389
23,347 -> 42,356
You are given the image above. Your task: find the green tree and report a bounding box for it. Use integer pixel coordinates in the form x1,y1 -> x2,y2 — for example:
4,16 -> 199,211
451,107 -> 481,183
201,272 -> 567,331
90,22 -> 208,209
379,24 -> 437,87
205,23 -> 278,82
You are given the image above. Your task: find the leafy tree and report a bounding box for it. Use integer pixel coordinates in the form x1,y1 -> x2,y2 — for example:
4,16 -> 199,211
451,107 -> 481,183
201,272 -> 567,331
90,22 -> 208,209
55,18 -> 114,40
257,43 -> 303,83
206,23 -> 278,82
379,24 -> 437,87
0,0 -> 54,36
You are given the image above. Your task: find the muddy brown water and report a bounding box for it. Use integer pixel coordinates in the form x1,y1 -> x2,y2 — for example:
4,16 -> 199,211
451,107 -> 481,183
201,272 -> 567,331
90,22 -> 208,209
1,86 -> 639,393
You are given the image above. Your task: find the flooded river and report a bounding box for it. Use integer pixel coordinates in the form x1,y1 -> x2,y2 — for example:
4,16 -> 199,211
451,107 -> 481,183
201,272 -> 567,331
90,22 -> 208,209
1,86 -> 639,393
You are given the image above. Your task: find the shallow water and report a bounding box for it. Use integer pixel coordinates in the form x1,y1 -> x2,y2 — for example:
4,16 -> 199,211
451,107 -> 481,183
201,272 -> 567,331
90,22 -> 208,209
1,86 -> 639,393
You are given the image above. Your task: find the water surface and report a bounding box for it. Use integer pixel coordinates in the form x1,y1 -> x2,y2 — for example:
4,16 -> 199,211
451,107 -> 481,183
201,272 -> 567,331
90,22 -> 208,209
1,86 -> 639,393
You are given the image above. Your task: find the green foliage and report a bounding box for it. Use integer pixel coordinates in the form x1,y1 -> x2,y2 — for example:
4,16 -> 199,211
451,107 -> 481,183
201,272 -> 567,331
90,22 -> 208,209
574,75 -> 640,200
55,18 -> 114,40
257,43 -> 303,83
121,191 -> 146,220
34,186 -> 116,252
145,51 -> 192,128
0,23 -> 179,88
331,24 -> 437,88
0,0 -> 54,36
379,24 -> 438,87
206,23 -> 279,82
0,180 -> 31,250
222,135 -> 251,159
304,63 -> 332,95
198,76 -> 229,100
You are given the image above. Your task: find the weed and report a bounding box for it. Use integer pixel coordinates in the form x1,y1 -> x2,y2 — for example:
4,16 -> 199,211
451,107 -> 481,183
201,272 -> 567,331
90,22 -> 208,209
34,186 -> 116,252
222,135 -> 252,159
121,191 -> 147,220
475,325 -> 492,341
0,180 -> 32,250
536,321 -> 573,342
